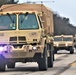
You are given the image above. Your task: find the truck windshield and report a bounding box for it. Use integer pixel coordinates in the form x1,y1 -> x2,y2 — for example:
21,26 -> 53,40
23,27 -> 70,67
63,38 -> 72,41
18,14 -> 39,30
0,14 -> 16,30
54,37 -> 62,41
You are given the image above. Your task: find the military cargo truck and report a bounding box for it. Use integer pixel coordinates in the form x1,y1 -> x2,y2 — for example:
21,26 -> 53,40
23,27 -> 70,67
54,35 -> 74,54
0,4 -> 54,71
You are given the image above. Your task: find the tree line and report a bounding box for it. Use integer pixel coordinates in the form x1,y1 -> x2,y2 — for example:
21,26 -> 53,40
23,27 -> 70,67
53,13 -> 76,36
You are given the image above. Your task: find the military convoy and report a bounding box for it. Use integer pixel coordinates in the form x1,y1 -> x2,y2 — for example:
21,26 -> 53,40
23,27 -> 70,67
0,4 -> 54,71
0,3 -> 75,72
54,35 -> 74,54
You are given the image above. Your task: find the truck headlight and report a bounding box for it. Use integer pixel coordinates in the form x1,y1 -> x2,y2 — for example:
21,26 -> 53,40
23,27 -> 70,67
0,45 -> 12,53
0,46 -> 4,52
56,44 -> 59,47
32,46 -> 37,50
66,44 -> 68,46
3,46 -> 8,51
0,46 -> 8,52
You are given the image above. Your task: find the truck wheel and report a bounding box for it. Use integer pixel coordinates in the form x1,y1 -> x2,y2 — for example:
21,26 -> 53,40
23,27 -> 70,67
53,51 -> 55,61
38,45 -> 48,71
7,61 -> 15,68
0,61 -> 6,71
0,55 -> 6,71
70,47 -> 74,54
48,44 -> 53,68
54,49 -> 57,54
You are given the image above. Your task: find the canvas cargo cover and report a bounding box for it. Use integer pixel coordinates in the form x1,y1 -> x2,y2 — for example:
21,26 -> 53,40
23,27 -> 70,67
0,4 -> 54,35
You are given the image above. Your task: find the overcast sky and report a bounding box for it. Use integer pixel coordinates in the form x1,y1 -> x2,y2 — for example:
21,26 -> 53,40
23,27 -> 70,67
19,0 -> 76,26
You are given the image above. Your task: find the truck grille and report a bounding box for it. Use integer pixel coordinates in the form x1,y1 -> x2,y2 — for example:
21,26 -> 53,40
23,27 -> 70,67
10,52 -> 27,57
59,44 -> 65,47
18,36 -> 26,41
9,36 -> 26,44
10,37 -> 17,41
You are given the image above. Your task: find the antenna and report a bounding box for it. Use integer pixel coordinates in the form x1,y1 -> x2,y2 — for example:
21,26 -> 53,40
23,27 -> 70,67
34,1 -> 54,3
25,1 -> 54,13
25,1 -> 54,4
36,1 -> 54,13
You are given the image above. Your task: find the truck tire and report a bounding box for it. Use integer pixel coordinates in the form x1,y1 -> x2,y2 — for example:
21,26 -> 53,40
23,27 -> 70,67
0,55 -> 6,71
53,50 -> 55,61
38,45 -> 48,71
70,47 -> 74,54
0,61 -> 5,71
48,44 -> 53,68
54,49 -> 57,54
7,61 -> 15,68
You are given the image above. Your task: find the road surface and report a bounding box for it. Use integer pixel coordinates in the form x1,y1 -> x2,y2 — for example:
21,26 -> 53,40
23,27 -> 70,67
0,50 -> 76,75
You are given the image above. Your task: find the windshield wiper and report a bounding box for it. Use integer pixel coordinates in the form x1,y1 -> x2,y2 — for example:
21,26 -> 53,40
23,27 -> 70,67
21,12 -> 28,23
0,15 -> 1,18
7,13 -> 14,23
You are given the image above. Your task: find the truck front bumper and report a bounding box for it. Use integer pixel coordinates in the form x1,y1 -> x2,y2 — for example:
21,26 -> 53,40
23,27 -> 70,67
0,45 -> 43,58
54,46 -> 73,51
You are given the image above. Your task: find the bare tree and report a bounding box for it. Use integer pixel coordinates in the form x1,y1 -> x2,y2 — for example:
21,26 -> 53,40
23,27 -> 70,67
53,13 -> 76,36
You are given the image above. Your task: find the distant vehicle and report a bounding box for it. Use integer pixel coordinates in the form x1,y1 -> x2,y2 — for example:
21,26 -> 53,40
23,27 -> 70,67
0,3 -> 54,71
54,35 -> 74,54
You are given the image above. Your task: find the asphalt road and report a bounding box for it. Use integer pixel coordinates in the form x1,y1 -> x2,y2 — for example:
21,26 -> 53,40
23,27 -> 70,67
0,49 -> 76,75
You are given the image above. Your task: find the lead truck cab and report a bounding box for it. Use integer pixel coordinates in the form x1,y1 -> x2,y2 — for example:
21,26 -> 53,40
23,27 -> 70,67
0,4 -> 54,71
54,35 -> 74,54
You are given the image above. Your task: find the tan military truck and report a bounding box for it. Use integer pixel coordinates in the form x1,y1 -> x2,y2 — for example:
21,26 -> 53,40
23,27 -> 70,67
54,35 -> 74,54
0,4 -> 54,71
